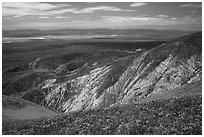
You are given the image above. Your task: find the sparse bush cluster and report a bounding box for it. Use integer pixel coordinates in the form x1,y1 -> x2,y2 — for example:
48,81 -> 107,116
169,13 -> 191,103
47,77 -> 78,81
3,72 -> 51,96
3,64 -> 30,73
22,89 -> 45,105
2,94 -> 202,135
2,96 -> 26,109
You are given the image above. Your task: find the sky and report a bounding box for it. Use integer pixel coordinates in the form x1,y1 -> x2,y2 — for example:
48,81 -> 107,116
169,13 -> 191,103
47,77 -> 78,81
2,2 -> 202,31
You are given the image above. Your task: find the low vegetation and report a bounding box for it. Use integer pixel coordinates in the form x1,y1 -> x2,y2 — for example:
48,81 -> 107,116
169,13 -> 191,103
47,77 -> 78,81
2,94 -> 201,135
2,96 -> 26,109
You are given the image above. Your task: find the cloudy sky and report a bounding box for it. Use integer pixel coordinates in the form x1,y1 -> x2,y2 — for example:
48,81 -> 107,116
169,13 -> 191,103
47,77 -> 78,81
2,2 -> 202,30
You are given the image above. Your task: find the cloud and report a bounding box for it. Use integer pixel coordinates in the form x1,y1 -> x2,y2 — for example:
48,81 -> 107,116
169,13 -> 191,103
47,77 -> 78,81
2,3 -> 202,30
100,15 -> 201,26
127,17 -> 155,21
180,3 -> 202,8
130,2 -> 147,7
48,6 -> 135,14
3,14 -> 201,30
178,15 -> 201,24
38,16 -> 49,18
190,10 -> 199,13
155,15 -> 169,18
3,3 -> 135,17
55,16 -> 68,18
3,2 -> 57,11
2,2 -> 71,17
73,6 -> 134,13
99,16 -> 173,27
171,17 -> 177,20
44,8 -> 77,15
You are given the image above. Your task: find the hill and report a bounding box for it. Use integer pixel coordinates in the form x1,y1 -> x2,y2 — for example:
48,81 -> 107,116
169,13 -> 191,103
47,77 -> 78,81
2,32 -> 202,135
2,82 -> 201,134
2,95 -> 59,121
3,32 -> 202,113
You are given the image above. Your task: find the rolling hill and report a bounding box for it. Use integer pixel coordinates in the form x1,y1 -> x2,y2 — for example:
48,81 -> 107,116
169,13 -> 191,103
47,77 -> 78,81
2,32 -> 202,135
2,95 -> 59,121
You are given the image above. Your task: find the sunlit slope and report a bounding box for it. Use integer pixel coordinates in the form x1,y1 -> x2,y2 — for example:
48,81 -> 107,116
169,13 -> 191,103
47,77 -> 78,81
2,32 -> 202,114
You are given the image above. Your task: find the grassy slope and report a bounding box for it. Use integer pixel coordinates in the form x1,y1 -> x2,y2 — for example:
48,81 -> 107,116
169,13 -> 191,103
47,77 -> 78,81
2,81 -> 202,135
2,96 -> 60,121
136,80 -> 202,104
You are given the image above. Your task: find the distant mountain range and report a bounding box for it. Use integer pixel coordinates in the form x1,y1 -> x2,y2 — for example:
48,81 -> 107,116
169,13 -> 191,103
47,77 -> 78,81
2,29 -> 195,40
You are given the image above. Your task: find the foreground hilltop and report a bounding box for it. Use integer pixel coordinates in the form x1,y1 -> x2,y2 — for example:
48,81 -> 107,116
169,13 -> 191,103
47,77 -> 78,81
3,82 -> 201,134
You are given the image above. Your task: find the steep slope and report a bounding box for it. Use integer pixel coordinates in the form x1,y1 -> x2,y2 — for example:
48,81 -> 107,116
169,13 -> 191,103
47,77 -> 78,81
2,50 -> 138,110
3,32 -> 202,114
39,32 -> 201,113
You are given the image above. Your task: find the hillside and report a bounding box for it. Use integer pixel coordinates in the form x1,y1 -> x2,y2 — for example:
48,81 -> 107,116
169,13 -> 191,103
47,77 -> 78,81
2,32 -> 202,135
2,83 -> 202,134
3,32 -> 202,113
2,95 -> 59,121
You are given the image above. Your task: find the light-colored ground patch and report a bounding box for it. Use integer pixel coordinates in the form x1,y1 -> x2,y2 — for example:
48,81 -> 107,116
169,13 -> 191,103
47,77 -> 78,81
2,96 -> 59,121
